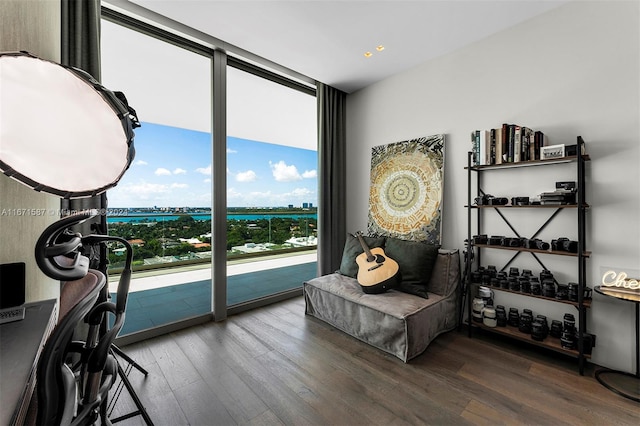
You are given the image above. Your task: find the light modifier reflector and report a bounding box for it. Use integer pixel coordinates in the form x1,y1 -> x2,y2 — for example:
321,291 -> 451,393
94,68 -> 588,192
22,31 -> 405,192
0,52 -> 137,198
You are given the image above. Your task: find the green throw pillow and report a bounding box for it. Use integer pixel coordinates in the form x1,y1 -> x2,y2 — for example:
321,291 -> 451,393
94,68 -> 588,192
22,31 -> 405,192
383,237 -> 439,299
338,233 -> 386,278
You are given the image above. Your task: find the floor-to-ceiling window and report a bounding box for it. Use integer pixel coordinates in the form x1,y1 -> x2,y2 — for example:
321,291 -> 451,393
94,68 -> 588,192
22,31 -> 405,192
100,10 -> 317,338
226,65 -> 317,307
101,17 -> 213,334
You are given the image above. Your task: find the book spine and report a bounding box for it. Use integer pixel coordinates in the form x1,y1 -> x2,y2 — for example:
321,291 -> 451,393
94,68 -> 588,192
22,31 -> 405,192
473,130 -> 480,166
534,131 -> 543,160
479,130 -> 487,165
495,128 -> 503,164
507,124 -> 515,163
501,123 -> 509,163
526,127 -> 534,161
515,126 -> 522,162
490,129 -> 496,165
471,131 -> 476,165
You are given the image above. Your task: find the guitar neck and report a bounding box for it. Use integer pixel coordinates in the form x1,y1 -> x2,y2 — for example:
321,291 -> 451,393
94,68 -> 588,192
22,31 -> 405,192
356,232 -> 375,262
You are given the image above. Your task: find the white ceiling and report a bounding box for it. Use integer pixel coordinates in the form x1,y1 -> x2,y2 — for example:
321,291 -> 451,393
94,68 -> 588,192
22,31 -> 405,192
120,0 -> 569,93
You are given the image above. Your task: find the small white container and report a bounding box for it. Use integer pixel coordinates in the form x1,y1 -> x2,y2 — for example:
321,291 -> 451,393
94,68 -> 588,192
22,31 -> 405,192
483,306 -> 497,328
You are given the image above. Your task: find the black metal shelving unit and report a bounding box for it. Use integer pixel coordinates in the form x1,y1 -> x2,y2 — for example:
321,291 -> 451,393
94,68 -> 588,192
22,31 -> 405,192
465,136 -> 591,374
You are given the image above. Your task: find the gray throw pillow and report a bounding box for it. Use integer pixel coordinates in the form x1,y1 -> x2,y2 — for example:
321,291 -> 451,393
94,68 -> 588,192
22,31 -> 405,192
383,237 -> 439,299
338,233 -> 386,278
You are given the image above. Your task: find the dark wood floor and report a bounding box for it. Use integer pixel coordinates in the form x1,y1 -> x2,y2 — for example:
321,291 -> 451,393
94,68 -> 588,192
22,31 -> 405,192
109,297 -> 639,426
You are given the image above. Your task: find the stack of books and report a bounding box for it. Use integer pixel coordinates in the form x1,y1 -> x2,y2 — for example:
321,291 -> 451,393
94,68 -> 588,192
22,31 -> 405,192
471,124 -> 548,166
539,190 -> 576,205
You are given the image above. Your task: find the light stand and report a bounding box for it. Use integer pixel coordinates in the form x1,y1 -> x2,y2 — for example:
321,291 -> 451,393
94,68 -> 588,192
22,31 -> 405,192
1,51 -> 151,425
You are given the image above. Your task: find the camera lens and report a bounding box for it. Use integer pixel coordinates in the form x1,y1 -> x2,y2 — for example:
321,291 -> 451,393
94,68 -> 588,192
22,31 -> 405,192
540,269 -> 553,281
531,319 -> 548,341
563,313 -> 576,334
496,305 -> 507,327
531,282 -> 542,295
561,331 -> 576,350
519,311 -> 533,334
508,308 -> 519,327
542,281 -> 556,298
550,320 -> 563,338
508,277 -> 520,292
556,284 -> 568,300
568,282 -> 579,302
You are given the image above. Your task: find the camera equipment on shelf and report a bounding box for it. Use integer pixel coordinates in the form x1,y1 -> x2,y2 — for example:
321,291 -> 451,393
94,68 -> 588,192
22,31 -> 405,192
511,196 -> 530,206
488,235 -> 504,245
551,237 -> 579,253
501,237 -> 521,247
523,238 -> 550,250
475,194 -> 509,206
472,234 -> 488,244
539,181 -> 577,205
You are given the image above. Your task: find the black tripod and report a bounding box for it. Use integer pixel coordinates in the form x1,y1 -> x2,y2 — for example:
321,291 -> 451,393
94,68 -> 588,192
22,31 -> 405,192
87,224 -> 154,426
108,345 -> 154,425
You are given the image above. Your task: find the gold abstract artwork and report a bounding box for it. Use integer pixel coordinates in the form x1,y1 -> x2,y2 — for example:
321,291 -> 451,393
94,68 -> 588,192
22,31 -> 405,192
367,134 -> 445,244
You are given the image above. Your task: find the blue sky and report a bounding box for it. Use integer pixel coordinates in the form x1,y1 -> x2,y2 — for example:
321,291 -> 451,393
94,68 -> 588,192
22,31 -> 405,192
108,122 -> 317,208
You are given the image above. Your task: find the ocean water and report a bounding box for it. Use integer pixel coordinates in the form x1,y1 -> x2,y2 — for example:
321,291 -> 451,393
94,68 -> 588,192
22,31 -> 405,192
107,212 -> 317,224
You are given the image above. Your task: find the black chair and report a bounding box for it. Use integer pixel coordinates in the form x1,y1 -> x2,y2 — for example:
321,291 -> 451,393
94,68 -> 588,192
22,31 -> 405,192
30,213 -> 137,425
33,269 -> 107,425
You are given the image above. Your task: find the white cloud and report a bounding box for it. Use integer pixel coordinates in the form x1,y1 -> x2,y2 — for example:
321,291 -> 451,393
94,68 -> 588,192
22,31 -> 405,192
236,170 -> 257,182
248,190 -> 273,199
196,164 -> 211,175
118,182 -> 170,198
227,187 -> 242,199
203,178 -> 211,183
134,160 -> 148,166
302,169 -> 317,179
155,168 -> 172,176
173,168 -> 187,175
170,183 -> 189,189
270,160 -> 302,182
287,187 -> 314,198
227,148 -> 238,154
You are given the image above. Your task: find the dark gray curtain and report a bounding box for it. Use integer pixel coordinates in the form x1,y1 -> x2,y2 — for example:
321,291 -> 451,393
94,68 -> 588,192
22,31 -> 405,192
60,0 -> 106,271
317,83 -> 347,276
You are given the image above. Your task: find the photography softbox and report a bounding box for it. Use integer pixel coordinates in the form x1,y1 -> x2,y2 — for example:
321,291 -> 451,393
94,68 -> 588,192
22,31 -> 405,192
0,51 -> 137,198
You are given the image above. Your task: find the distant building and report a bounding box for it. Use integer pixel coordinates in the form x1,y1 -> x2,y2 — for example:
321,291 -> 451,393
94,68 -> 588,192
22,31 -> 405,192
285,236 -> 317,247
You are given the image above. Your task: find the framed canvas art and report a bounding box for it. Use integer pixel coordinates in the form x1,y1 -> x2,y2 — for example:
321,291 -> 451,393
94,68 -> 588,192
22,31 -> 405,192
367,134 -> 445,244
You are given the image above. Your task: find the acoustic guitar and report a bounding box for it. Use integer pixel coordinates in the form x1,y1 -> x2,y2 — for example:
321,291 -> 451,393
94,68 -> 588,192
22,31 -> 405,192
354,231 -> 400,294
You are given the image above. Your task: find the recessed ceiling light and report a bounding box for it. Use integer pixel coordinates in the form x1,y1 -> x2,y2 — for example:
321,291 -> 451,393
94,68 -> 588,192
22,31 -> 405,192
376,45 -> 385,52
364,51 -> 373,58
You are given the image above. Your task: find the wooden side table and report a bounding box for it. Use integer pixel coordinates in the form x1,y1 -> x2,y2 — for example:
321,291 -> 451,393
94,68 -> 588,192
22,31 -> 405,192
594,285 -> 640,402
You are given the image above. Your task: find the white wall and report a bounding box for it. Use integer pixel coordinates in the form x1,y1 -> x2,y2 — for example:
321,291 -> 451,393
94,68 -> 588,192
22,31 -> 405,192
0,0 -> 61,302
346,1 -> 639,372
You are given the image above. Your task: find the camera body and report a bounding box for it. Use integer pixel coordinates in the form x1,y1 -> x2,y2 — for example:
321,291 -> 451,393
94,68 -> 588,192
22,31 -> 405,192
551,237 -> 579,253
511,196 -> 530,206
523,238 -> 550,250
475,194 -> 508,206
